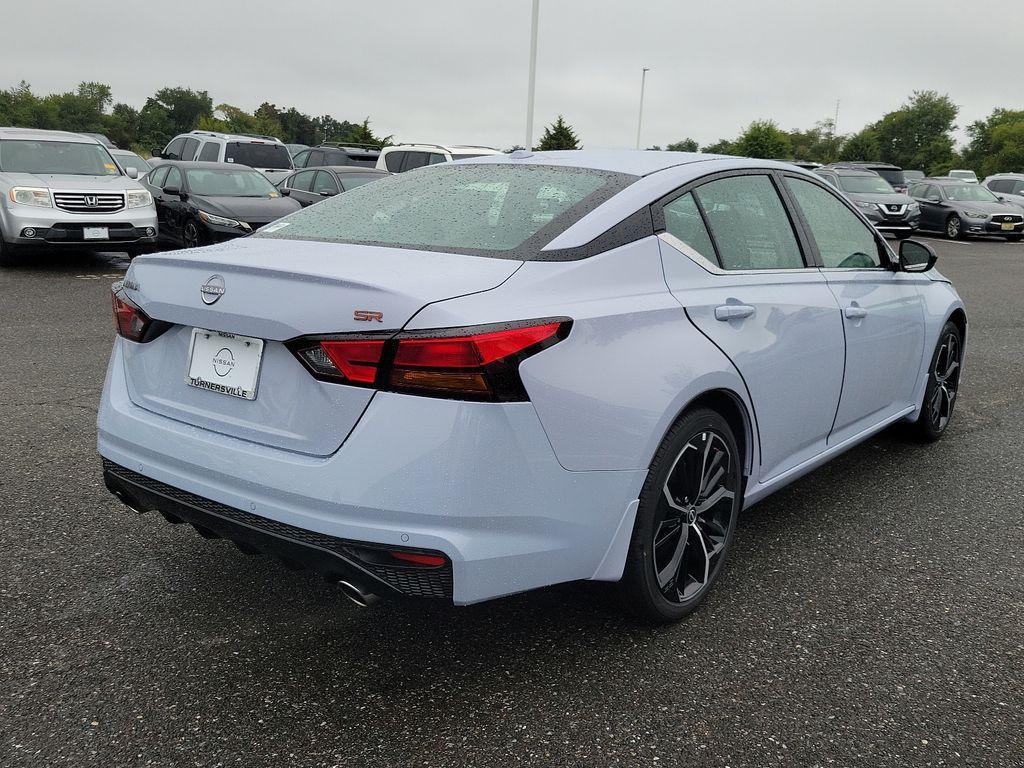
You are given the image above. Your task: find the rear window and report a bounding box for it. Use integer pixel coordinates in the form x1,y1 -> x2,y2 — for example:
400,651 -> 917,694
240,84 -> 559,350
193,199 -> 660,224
254,163 -> 633,259
224,141 -> 292,169
873,168 -> 905,187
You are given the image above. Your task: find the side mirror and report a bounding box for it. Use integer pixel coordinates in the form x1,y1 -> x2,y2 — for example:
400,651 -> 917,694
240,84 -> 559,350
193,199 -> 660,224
279,188 -> 290,196
899,239 -> 937,273
319,190 -> 337,197
150,150 -> 163,159
162,185 -> 185,200
926,196 -> 941,204
125,167 -> 139,179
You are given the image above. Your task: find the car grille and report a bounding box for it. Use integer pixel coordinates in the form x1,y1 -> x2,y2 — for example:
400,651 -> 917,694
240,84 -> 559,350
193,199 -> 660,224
53,192 -> 125,213
991,214 -> 1023,224
101,459 -> 454,599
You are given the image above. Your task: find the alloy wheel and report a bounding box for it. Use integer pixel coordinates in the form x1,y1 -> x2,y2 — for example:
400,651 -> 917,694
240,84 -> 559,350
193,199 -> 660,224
929,332 -> 961,432
183,222 -> 202,249
946,216 -> 961,239
651,430 -> 737,603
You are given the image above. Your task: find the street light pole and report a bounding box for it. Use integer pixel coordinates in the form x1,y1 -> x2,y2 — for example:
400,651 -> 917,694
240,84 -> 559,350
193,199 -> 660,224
635,66 -> 650,150
525,0 -> 540,151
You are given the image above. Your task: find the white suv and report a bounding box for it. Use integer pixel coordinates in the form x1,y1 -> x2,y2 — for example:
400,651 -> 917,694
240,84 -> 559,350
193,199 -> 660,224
153,131 -> 294,184
376,143 -> 501,173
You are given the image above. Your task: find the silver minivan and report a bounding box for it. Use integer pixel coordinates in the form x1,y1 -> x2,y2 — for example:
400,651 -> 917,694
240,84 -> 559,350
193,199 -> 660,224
0,128 -> 158,263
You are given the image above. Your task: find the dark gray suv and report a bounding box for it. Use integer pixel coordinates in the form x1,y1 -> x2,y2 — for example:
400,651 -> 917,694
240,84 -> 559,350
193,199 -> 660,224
909,178 -> 1024,241
815,167 -> 920,238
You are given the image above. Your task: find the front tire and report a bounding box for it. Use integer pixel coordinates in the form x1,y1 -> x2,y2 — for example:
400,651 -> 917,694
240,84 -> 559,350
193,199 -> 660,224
912,321 -> 963,442
946,215 -> 964,240
620,408 -> 743,623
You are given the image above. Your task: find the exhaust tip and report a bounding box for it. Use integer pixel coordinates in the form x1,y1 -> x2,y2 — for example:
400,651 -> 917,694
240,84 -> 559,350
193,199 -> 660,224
337,580 -> 379,608
112,490 -> 145,514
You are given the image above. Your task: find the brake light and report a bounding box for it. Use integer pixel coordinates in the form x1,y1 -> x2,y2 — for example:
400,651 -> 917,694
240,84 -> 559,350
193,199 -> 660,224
111,290 -> 153,342
288,318 -> 571,401
389,551 -> 447,567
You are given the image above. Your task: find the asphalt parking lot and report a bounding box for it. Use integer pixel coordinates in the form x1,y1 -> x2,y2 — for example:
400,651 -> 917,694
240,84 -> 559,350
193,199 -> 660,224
1,236 -> 1021,768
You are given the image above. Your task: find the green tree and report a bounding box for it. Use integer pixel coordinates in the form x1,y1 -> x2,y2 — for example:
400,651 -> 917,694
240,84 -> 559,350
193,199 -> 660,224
788,119 -> 842,164
870,91 -> 957,173
701,138 -> 735,155
962,108 -> 1024,177
335,118 -> 390,147
0,81 -> 58,128
147,87 -> 214,135
666,138 -> 699,152
535,116 -> 581,151
733,120 -> 792,159
838,128 -> 880,162
103,103 -> 140,149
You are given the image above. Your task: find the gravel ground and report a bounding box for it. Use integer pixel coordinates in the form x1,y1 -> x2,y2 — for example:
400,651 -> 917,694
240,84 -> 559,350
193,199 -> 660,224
1,237 -> 1021,768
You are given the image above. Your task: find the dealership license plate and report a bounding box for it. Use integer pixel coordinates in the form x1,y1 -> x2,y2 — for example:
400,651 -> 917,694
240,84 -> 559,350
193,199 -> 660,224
1002,222 -> 1015,231
186,328 -> 264,400
83,226 -> 109,240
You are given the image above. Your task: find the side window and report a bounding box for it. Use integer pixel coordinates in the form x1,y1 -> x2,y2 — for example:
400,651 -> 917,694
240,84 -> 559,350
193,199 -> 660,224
908,183 -> 924,198
1013,181 -> 1024,195
402,152 -> 429,171
292,150 -> 309,168
427,153 -> 447,165
816,172 -> 839,188
693,175 -> 804,270
162,137 -> 186,160
180,137 -> 200,161
149,165 -> 169,188
306,150 -> 324,167
924,184 -> 941,201
163,166 -> 182,191
384,151 -> 405,172
313,170 -> 339,195
198,141 -> 220,161
662,193 -> 718,265
291,170 -> 315,191
786,177 -> 883,269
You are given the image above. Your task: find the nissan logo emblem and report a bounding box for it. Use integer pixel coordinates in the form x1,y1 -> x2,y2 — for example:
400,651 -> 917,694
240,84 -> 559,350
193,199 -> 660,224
200,274 -> 225,305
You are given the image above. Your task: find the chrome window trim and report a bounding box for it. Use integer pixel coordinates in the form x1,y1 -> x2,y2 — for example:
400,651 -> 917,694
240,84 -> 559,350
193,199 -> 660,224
658,232 -> 814,277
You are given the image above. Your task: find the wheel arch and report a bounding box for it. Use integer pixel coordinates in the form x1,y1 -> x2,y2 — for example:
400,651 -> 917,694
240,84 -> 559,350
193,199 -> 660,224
946,306 -> 967,346
658,387 -> 756,481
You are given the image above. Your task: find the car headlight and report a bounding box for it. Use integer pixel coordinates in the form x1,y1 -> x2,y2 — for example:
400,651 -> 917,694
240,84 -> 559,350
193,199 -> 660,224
908,202 -> 921,213
126,189 -> 152,209
198,210 -> 250,230
963,210 -> 987,219
8,187 -> 52,207
854,200 -> 875,210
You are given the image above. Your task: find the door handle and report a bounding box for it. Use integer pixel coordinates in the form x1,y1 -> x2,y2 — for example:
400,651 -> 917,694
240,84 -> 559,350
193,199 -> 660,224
715,304 -> 755,321
844,304 -> 868,320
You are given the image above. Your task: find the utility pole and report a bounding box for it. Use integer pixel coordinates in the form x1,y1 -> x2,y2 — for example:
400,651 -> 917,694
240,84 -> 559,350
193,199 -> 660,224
833,99 -> 840,136
524,0 -> 540,151
635,67 -> 650,150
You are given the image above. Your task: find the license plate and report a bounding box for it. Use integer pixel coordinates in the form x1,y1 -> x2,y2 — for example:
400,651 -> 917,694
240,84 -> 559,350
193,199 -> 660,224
1001,222 -> 1016,231
186,328 -> 264,400
83,226 -> 109,240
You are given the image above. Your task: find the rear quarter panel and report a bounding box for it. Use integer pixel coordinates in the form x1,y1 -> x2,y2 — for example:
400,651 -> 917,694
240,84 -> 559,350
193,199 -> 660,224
406,237 -> 757,473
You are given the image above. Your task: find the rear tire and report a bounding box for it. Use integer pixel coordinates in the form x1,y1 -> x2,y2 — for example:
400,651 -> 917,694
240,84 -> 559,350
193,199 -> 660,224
946,215 -> 964,240
911,321 -> 963,442
620,408 -> 743,623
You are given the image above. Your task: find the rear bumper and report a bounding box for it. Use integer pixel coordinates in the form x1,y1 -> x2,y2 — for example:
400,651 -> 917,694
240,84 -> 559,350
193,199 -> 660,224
97,340 -> 645,604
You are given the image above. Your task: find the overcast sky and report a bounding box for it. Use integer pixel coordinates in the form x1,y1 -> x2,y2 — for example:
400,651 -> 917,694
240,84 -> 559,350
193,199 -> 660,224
4,0 -> 1017,149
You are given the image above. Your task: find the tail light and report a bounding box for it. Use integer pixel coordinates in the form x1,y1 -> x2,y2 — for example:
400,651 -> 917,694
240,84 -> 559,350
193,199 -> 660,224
288,318 -> 571,401
111,290 -> 153,342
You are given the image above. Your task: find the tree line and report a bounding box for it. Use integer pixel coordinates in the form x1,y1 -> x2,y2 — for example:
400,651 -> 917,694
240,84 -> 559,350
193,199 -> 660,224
2,82 -> 1021,177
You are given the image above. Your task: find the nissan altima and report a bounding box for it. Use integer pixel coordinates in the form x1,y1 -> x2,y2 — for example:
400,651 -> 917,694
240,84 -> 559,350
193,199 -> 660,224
99,150 -> 966,622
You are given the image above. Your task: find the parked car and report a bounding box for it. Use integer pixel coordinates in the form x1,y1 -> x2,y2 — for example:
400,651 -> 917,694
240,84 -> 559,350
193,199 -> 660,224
142,161 -> 300,249
292,143 -> 380,169
285,143 -> 309,159
376,143 -> 502,173
153,131 -> 295,185
0,127 -> 157,263
814,167 -> 920,238
904,170 -> 925,183
828,161 -> 907,193
277,166 -> 389,207
99,152 -> 966,623
109,149 -> 152,178
784,160 -> 822,171
982,173 -> 1024,209
947,169 -> 979,183
909,177 -> 1024,240
82,132 -> 115,148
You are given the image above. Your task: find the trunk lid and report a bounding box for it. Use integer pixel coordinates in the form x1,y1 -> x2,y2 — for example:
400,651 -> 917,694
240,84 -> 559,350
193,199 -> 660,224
119,237 -> 521,456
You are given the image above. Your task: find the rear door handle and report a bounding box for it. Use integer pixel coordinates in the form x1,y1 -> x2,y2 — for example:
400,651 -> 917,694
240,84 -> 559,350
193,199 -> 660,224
715,304 -> 755,321
844,304 -> 868,320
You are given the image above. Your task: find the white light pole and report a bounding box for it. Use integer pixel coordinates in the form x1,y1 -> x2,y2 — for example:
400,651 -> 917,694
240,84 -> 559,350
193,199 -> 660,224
635,67 -> 650,150
525,0 -> 540,151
